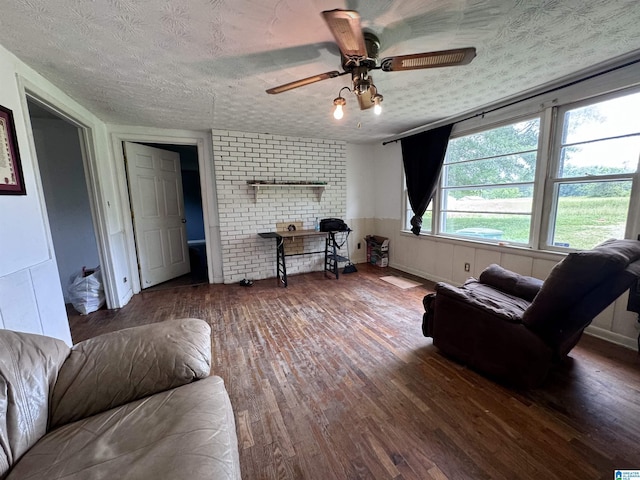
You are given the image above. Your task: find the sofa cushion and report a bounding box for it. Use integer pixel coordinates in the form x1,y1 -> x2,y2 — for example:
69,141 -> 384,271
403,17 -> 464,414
8,377 -> 241,480
0,330 -> 70,478
438,280 -> 531,323
50,318 -> 211,429
522,239 -> 640,333
478,264 -> 543,301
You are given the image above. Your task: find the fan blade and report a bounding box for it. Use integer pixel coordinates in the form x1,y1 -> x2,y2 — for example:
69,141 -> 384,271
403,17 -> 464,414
380,47 -> 476,72
322,9 -> 367,58
266,71 -> 343,94
356,88 -> 374,110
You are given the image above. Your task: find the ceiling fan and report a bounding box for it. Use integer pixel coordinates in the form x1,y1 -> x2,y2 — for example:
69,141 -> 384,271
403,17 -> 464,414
266,9 -> 477,113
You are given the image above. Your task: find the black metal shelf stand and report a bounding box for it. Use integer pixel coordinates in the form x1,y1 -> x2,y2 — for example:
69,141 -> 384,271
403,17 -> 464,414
258,229 -> 351,287
324,230 -> 350,280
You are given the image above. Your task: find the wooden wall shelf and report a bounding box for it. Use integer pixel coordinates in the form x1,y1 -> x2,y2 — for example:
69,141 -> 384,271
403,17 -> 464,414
247,182 -> 327,201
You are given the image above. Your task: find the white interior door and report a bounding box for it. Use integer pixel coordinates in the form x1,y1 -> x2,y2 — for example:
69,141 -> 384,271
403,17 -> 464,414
124,142 -> 190,288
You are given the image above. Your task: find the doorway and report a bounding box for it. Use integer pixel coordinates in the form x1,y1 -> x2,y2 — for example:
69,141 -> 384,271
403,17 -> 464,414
126,142 -> 208,291
27,100 -> 103,311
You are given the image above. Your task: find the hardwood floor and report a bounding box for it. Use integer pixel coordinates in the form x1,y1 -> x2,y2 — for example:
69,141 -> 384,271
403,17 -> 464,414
68,264 -> 640,479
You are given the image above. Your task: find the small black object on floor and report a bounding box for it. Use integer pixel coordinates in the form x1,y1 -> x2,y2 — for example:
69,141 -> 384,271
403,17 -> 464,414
343,263 -> 357,274
239,279 -> 253,287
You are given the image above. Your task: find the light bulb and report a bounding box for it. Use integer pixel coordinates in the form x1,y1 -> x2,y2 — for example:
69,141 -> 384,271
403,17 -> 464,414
373,92 -> 383,115
332,92 -> 347,120
333,104 -> 344,120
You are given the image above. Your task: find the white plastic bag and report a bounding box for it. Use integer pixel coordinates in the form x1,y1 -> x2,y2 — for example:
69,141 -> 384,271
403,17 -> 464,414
68,266 -> 105,315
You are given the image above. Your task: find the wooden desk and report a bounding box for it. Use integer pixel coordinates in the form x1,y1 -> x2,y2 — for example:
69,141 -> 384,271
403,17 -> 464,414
258,229 -> 348,287
273,229 -> 329,240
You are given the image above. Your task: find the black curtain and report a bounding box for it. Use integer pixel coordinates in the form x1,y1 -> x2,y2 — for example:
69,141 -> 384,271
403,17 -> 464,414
401,123 -> 453,235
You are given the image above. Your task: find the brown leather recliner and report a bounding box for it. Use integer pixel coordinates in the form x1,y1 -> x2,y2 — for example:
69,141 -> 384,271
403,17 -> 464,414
422,239 -> 640,387
0,318 -> 241,480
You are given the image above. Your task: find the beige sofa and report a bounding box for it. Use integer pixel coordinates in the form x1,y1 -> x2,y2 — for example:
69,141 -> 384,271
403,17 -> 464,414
0,318 -> 241,479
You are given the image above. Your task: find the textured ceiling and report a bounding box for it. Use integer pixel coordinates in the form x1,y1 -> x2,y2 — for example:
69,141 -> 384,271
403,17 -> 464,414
1,0 -> 640,143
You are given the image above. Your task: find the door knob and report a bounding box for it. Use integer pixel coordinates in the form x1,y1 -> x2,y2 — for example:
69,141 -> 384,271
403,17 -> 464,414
181,218 -> 187,223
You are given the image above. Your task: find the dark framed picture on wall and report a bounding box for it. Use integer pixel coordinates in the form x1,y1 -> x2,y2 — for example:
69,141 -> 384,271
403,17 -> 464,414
0,104 -> 26,195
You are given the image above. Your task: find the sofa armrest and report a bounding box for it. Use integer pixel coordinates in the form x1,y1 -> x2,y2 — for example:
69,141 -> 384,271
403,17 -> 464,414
49,318 -> 211,429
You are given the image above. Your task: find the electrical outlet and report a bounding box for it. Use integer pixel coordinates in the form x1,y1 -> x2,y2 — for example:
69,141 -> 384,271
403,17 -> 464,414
464,263 -> 470,272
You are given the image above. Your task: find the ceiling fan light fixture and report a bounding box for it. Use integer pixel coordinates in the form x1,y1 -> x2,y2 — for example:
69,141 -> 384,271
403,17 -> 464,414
267,8 -> 477,125
356,82 -> 370,95
352,67 -> 371,95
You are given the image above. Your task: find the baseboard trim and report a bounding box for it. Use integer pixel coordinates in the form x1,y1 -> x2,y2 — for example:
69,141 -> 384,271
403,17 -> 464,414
118,290 -> 134,309
584,325 -> 638,351
388,262 -> 450,284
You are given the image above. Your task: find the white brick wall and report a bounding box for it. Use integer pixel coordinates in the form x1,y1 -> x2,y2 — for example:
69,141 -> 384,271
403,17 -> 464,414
212,130 -> 347,283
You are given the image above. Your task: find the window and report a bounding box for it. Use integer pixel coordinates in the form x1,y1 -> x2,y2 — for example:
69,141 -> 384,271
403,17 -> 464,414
545,91 -> 640,250
401,87 -> 640,252
404,195 -> 432,232
440,119 -> 540,244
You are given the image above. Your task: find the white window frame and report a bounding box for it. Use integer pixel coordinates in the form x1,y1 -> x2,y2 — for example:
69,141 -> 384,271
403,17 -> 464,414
437,115 -> 542,246
540,88 -> 640,251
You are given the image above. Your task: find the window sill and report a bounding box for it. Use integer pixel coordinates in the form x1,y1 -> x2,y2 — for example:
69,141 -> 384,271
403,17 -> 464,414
399,229 -> 566,262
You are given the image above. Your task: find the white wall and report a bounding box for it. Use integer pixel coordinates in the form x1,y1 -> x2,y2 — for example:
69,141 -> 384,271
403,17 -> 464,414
32,117 -> 101,302
346,143 -> 376,264
373,141 -> 403,220
18,68 -> 133,313
346,143 -> 376,219
0,46 -> 71,343
212,130 -> 346,283
370,142 -> 640,350
0,43 -> 138,342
